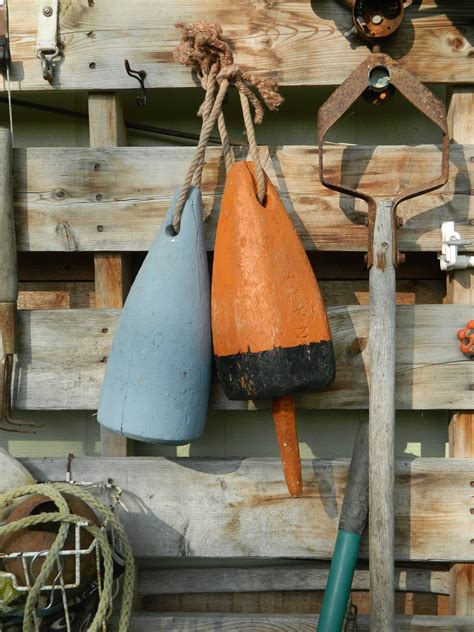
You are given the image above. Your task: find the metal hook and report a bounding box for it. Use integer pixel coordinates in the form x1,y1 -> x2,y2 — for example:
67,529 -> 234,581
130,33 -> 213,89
124,59 -> 147,106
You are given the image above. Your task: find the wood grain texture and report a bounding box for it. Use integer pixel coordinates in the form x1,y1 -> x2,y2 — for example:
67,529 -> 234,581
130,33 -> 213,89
369,202 -> 397,630
20,457 -> 474,562
138,566 -> 450,596
5,1 -> 474,91
125,613 -> 474,631
140,590 -> 447,616
12,145 -> 474,252
447,88 -> 474,617
18,281 -> 95,309
12,305 -> 472,410
89,92 -> 130,458
14,279 -> 441,310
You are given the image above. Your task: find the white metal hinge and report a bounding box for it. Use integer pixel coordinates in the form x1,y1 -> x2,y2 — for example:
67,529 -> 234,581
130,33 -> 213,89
35,0 -> 60,81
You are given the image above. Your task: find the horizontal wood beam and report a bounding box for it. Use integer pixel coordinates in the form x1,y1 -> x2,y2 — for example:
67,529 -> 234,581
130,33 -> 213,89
126,613 -> 474,631
13,145 -> 474,252
21,457 -> 474,562
14,305 -> 472,410
7,1 -> 474,91
138,565 -> 449,596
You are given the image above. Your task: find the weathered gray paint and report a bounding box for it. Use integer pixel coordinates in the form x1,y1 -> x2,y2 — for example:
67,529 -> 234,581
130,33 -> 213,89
98,187 -> 212,444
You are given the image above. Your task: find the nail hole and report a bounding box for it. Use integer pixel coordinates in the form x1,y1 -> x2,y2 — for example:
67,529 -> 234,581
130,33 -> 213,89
102,328 -> 108,334
94,163 -> 101,171
471,539 -> 474,545
96,225 -> 104,232
96,194 -> 102,201
471,482 -> 474,487
89,62 -> 96,69
470,508 -> 474,514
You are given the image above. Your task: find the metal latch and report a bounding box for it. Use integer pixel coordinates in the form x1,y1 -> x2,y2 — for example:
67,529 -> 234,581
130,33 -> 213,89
35,0 -> 60,81
439,221 -> 474,271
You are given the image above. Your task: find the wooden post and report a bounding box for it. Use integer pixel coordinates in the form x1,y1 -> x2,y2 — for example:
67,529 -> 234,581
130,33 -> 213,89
88,93 -> 132,457
369,200 -> 396,631
447,86 -> 474,616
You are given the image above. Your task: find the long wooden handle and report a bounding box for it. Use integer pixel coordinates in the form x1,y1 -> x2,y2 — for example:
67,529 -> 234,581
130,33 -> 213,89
272,395 -> 302,497
0,128 -> 16,304
369,200 -> 396,631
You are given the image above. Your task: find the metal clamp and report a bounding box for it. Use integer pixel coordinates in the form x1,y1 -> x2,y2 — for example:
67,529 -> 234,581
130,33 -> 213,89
35,0 -> 60,81
341,0 -> 411,42
439,221 -> 474,271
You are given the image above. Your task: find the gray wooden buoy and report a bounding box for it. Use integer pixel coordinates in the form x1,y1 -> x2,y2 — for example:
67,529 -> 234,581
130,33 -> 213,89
98,187 -> 212,444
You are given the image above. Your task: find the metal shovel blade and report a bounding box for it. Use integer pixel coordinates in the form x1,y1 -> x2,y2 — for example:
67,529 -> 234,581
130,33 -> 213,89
98,186 -> 212,444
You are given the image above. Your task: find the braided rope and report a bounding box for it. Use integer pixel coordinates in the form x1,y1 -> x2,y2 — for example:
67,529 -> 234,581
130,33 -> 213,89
239,91 -> 265,203
172,78 -> 230,232
0,483 -> 135,632
172,21 -> 284,232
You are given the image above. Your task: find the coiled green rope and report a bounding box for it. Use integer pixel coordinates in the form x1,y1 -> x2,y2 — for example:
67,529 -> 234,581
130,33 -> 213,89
0,482 -> 135,632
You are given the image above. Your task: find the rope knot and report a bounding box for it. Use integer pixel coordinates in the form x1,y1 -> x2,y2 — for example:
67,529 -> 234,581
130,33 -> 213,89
217,63 -> 240,84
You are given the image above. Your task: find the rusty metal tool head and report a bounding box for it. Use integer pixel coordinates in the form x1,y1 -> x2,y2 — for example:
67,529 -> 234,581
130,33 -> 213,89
318,52 -> 449,267
0,129 -> 39,432
339,0 -> 409,42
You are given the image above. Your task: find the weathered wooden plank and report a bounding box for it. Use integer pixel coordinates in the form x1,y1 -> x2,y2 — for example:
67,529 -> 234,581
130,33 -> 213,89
18,281 -> 95,309
12,145 -> 474,252
319,280 -> 444,305
14,279 -> 443,310
13,305 -> 472,410
6,1 -> 474,91
125,613 -> 474,631
447,87 -> 474,617
20,457 -> 474,562
140,590 -> 448,616
89,92 -> 131,458
138,566 -> 450,595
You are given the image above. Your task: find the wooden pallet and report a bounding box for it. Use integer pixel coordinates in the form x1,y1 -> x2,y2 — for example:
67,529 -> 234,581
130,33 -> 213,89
4,0 -> 473,626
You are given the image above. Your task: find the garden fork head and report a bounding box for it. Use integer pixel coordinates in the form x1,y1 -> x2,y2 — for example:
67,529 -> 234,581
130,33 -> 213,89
0,303 -> 40,432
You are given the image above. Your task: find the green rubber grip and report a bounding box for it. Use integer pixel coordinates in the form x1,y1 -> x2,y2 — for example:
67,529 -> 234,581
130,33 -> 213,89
317,529 -> 361,632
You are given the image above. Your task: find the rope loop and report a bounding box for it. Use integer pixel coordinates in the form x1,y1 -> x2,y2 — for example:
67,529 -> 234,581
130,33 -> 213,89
0,482 -> 135,632
171,21 -> 284,232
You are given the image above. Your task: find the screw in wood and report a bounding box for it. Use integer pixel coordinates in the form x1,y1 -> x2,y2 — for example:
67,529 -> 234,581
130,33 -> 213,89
42,5 -> 53,16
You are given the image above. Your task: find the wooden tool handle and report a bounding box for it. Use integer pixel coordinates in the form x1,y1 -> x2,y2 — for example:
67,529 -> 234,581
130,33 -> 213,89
272,395 -> 303,497
0,129 -> 17,303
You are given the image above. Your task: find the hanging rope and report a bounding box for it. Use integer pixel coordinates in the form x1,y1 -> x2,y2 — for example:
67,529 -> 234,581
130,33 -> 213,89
0,482 -> 135,632
172,21 -> 284,233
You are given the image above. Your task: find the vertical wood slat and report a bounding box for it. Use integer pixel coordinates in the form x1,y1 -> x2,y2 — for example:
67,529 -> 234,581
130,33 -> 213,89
447,86 -> 474,616
88,93 -> 131,457
369,201 -> 397,631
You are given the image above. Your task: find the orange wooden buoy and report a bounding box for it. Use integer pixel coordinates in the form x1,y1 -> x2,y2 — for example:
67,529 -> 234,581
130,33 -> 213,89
212,161 -> 336,496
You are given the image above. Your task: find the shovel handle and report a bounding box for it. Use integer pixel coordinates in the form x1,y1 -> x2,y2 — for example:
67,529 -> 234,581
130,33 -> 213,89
318,418 -> 369,632
0,129 -> 16,304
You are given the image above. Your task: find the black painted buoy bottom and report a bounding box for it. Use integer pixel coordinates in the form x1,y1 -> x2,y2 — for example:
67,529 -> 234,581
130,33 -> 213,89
215,340 -> 336,400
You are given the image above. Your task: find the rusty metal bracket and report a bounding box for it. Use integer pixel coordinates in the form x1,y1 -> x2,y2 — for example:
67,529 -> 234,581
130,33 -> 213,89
340,0 -> 410,42
317,52 -> 449,268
